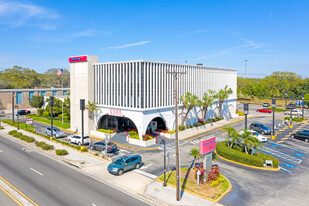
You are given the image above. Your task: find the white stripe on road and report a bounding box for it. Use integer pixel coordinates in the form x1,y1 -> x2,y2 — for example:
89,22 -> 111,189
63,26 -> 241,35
140,163 -> 152,170
30,168 -> 43,176
91,203 -> 97,206
0,149 -> 3,152
134,169 -> 158,179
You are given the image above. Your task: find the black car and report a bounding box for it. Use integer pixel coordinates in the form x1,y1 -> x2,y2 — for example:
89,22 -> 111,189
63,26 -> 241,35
290,131 -> 309,143
16,110 -> 31,116
249,123 -> 271,135
90,141 -> 117,153
286,104 -> 296,109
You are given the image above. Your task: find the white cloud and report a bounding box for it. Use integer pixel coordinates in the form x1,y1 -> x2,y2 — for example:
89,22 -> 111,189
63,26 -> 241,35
105,41 -> 151,49
74,29 -> 111,37
0,0 -> 59,30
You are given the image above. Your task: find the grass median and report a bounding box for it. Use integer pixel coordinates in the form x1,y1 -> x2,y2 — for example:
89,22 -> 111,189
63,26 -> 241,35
28,116 -> 70,129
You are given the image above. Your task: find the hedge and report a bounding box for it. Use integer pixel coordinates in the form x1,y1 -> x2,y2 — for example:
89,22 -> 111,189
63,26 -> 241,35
2,119 -> 34,130
98,129 -> 114,134
284,117 -> 304,122
56,149 -> 68,155
216,142 -> 279,168
8,130 -> 35,143
35,141 -> 54,150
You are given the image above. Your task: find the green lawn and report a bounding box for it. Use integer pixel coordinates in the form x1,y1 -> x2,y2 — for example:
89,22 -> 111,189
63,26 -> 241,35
31,116 -> 71,129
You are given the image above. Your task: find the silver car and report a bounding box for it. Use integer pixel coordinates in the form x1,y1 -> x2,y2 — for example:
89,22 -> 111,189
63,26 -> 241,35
45,127 -> 66,138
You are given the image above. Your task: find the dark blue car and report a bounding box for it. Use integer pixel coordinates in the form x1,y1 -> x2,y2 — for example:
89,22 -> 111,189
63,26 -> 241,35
108,154 -> 142,175
249,123 -> 271,135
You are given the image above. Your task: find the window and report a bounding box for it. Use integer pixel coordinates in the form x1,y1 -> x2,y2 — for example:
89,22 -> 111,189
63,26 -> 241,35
53,91 -> 57,96
41,91 -> 46,96
29,92 -> 34,100
16,92 -> 22,104
63,90 -> 67,96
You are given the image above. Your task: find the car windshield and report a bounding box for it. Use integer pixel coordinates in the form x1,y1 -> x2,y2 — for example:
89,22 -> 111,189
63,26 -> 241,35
114,158 -> 125,165
54,128 -> 60,132
252,132 -> 258,136
84,136 -> 90,139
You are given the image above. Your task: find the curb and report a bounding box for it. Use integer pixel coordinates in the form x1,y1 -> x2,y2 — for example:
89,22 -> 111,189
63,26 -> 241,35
215,150 -> 280,171
155,173 -> 232,203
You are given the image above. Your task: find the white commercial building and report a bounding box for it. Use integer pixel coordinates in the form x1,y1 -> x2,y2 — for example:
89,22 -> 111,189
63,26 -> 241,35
70,55 -> 237,140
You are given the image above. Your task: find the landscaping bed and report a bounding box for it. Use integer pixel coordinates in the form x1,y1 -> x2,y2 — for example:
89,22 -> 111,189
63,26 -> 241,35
25,114 -> 70,129
157,167 -> 230,201
216,141 -> 279,168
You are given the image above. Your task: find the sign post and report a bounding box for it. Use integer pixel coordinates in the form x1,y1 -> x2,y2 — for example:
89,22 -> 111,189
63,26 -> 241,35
200,136 -> 216,183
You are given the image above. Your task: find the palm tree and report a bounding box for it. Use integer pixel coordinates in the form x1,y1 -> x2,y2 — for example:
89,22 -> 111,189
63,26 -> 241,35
215,85 -> 233,118
189,148 -> 201,161
223,126 -> 240,148
86,101 -> 99,129
249,137 -> 263,155
239,129 -> 256,154
201,90 -> 216,120
184,94 -> 200,128
180,92 -> 190,126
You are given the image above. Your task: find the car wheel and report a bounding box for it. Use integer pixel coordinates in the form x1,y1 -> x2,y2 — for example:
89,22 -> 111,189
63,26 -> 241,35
46,132 -> 48,136
68,139 -> 72,143
305,139 -> 309,143
291,135 -> 294,139
257,110 -> 259,112
135,163 -> 140,169
90,146 -> 94,150
118,169 -> 124,176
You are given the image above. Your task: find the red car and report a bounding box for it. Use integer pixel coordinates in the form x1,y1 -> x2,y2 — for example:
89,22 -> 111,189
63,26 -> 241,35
256,108 -> 272,113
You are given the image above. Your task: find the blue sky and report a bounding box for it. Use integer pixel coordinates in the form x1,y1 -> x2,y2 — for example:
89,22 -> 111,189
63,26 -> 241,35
0,0 -> 308,77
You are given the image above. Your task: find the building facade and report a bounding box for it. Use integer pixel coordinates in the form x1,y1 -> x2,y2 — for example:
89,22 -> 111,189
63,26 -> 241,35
70,55 -> 237,139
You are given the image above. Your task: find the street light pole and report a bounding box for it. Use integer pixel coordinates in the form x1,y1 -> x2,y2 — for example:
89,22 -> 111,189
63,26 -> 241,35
290,95 -> 293,128
244,103 -> 249,130
12,91 -> 15,123
163,138 -> 167,187
272,99 -> 276,140
285,91 -> 288,109
50,97 -> 54,138
302,93 -> 305,119
80,99 -> 85,146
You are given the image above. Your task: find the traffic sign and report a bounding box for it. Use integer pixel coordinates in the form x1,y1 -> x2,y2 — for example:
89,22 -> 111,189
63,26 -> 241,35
26,118 -> 33,125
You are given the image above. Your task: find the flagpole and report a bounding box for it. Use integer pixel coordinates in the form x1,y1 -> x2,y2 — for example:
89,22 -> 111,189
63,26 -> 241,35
61,69 -> 64,125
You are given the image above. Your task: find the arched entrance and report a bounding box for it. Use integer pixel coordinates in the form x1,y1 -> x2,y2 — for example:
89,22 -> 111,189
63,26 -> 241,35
98,115 -> 137,132
146,117 -> 167,135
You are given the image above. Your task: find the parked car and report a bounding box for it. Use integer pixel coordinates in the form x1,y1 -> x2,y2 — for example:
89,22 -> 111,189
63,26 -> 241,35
263,103 -> 270,107
239,130 -> 267,142
90,141 -> 117,153
108,154 -> 142,175
45,127 -> 66,138
284,109 -> 302,117
286,104 -> 296,109
256,108 -> 272,113
249,123 -> 271,135
290,131 -> 309,143
68,134 -> 90,145
16,110 -> 31,116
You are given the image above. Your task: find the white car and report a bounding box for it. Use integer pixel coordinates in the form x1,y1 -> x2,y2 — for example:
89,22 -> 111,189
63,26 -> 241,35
240,130 -> 267,143
68,134 -> 90,145
284,109 -> 302,117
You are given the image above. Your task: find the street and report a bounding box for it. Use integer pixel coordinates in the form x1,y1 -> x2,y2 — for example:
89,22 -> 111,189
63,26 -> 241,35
0,134 -> 151,206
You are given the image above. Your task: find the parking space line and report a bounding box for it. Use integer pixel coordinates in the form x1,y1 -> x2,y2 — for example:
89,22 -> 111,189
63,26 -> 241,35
279,166 -> 293,173
260,146 -> 302,164
277,141 -> 284,143
268,141 -> 307,154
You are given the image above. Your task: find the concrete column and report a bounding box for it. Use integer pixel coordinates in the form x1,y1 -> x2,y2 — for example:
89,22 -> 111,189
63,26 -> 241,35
70,55 -> 98,134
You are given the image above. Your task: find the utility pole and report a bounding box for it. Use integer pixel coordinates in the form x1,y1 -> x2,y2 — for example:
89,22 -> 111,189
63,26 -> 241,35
272,99 -> 276,140
80,99 -> 85,145
167,66 -> 185,201
50,97 -> 54,138
244,60 -> 247,79
12,91 -> 15,123
244,103 -> 249,130
302,93 -> 305,119
290,95 -> 293,128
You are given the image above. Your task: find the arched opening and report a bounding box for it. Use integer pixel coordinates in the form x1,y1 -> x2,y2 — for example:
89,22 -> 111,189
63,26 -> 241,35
146,117 -> 167,135
97,115 -> 137,133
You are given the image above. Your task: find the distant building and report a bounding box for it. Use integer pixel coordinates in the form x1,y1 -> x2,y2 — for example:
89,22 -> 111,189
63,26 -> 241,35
0,88 -> 69,110
70,55 -> 237,139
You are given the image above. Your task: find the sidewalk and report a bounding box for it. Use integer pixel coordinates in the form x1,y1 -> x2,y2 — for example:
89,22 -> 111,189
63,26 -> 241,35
0,124 -> 222,206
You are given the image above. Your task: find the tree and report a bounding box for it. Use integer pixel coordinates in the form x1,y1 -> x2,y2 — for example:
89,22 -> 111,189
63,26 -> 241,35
223,126 -> 240,148
40,68 -> 70,88
201,90 -> 216,120
2,66 -> 41,88
215,85 -> 233,118
180,92 -> 190,126
29,95 -> 44,110
248,137 -> 263,155
183,94 -> 200,128
86,101 -> 100,129
189,148 -> 201,162
304,93 -> 309,106
239,129 -> 256,154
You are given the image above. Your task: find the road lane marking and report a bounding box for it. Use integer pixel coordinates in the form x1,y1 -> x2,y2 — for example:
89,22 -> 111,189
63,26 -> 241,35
30,168 -> 43,176
0,184 -> 23,206
0,176 -> 39,206
279,166 -> 293,173
140,163 -> 152,170
134,169 -> 158,179
0,149 -> 3,152
91,204 -> 97,206
268,141 -> 307,154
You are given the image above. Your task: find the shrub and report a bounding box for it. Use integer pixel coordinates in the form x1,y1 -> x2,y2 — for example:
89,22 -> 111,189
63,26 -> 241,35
56,149 -> 68,155
179,125 -> 185,131
98,129 -> 114,134
210,180 -> 220,187
207,166 -> 220,181
95,153 -> 99,156
284,117 -> 304,122
142,134 -> 154,141
165,130 -> 175,134
194,124 -> 198,127
128,131 -> 137,135
188,126 -> 192,128
81,148 -> 88,152
42,144 -> 54,150
217,174 -> 225,183
216,141 -> 279,168
197,123 -> 202,126
0,126 -> 4,130
236,111 -> 244,116
37,109 -> 44,115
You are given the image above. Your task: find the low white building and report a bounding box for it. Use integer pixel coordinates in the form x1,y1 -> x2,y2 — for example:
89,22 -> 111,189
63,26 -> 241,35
70,55 -> 237,139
